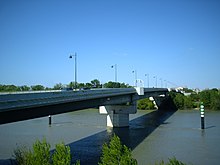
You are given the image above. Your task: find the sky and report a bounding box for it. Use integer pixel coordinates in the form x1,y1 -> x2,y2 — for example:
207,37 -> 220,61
0,0 -> 220,89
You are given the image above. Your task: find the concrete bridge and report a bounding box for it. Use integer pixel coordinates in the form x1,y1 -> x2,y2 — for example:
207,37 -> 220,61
0,87 -> 172,127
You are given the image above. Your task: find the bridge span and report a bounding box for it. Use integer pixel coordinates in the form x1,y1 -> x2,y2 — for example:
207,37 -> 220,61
0,88 -> 170,127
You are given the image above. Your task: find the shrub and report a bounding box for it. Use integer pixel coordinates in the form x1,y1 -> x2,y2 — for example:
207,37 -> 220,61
156,157 -> 186,165
14,139 -> 75,165
13,139 -> 50,165
52,142 -> 71,165
32,139 -> 51,165
137,98 -> 155,110
13,145 -> 32,165
99,134 -> 137,165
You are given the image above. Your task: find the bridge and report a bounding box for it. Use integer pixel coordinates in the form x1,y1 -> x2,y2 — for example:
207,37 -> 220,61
0,87 -> 171,127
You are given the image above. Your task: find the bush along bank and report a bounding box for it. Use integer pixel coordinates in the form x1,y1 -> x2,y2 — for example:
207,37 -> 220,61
13,136 -> 188,165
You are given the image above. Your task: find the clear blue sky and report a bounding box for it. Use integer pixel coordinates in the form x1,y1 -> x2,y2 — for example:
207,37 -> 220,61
0,0 -> 220,89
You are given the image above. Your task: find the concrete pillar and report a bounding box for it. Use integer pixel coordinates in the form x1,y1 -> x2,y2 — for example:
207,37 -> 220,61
99,104 -> 136,127
107,111 -> 129,127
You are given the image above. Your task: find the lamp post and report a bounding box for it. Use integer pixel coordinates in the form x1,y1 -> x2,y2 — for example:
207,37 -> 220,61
164,80 -> 167,88
153,76 -> 157,88
132,70 -> 137,87
69,53 -> 77,90
159,78 -> 163,88
145,74 -> 149,88
111,64 -> 117,82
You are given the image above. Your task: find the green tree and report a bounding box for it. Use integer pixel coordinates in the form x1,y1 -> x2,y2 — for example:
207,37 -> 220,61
31,85 -> 45,91
199,89 -> 220,110
0,84 -> 20,92
20,85 -> 30,91
68,82 -> 76,89
14,139 -> 76,165
53,83 -> 63,90
90,79 -> 101,88
32,139 -> 50,165
77,83 -> 84,89
103,81 -> 130,88
0,85 -> 3,92
103,81 -> 115,88
14,138 -> 50,165
169,92 -> 193,110
183,96 -> 193,109
85,82 -> 92,88
189,93 -> 200,108
210,89 -> 220,110
173,93 -> 184,109
137,98 -> 155,110
212,94 -> 220,110
99,135 -> 137,165
182,88 -> 194,93
199,90 -> 211,108
13,145 -> 30,165
120,82 -> 131,88
52,142 -> 71,165
156,157 -> 186,165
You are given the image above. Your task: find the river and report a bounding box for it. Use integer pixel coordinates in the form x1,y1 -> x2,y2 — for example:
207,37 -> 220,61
0,109 -> 219,165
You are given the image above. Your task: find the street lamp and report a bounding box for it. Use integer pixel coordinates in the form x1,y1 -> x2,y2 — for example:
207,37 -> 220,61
145,74 -> 149,88
111,64 -> 117,82
164,80 -> 167,88
69,53 -> 77,90
159,78 -> 163,88
132,70 -> 137,87
153,76 -> 157,88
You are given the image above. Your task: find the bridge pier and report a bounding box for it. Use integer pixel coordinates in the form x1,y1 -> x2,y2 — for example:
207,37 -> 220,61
99,103 -> 137,127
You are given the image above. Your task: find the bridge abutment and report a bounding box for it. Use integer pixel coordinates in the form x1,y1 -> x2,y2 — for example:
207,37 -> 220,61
99,103 -> 136,127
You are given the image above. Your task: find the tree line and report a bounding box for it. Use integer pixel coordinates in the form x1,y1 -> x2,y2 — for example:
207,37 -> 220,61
0,84 -> 48,92
0,79 -> 131,92
137,88 -> 220,111
55,79 -> 131,89
170,88 -> 220,110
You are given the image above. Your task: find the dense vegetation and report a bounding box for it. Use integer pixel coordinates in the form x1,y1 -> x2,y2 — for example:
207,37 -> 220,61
13,136 -> 135,165
137,98 -> 156,110
13,136 -> 186,165
0,84 -> 47,92
0,79 -> 130,92
99,134 -> 137,165
13,138 -> 80,165
170,88 -> 220,110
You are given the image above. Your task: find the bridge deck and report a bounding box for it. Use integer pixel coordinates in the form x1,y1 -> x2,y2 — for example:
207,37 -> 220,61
0,88 -> 136,112
0,88 -> 168,124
